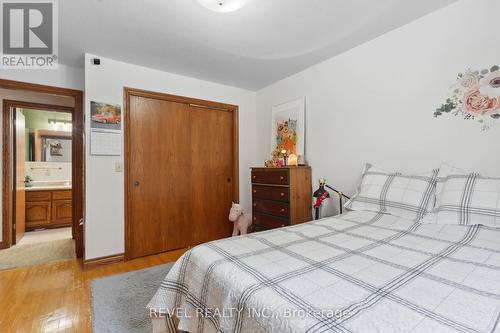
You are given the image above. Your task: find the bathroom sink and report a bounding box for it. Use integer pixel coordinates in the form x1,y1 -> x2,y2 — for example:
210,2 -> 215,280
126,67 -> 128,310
27,180 -> 72,190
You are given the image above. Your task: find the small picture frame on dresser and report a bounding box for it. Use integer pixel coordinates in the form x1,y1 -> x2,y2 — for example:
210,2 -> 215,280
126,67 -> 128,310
251,166 -> 312,232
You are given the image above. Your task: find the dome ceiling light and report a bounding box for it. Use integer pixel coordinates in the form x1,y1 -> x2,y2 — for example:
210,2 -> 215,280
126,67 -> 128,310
197,0 -> 247,13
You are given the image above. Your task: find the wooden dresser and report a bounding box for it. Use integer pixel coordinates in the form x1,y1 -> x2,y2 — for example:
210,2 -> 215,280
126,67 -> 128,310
251,167 -> 312,231
25,189 -> 72,230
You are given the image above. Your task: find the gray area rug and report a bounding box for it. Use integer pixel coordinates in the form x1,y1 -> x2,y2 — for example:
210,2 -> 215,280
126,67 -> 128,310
92,263 -> 174,333
0,238 -> 75,271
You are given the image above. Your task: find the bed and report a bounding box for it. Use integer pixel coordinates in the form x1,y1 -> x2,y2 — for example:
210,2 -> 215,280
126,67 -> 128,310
148,210 -> 500,333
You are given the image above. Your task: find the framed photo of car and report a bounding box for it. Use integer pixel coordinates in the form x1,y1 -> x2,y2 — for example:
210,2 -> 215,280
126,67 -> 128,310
90,101 -> 122,131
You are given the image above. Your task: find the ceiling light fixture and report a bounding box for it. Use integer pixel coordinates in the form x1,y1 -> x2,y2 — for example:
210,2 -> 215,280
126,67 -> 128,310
197,0 -> 247,13
48,118 -> 72,132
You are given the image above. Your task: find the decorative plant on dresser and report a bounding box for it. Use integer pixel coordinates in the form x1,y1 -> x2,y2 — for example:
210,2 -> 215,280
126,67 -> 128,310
251,166 -> 312,231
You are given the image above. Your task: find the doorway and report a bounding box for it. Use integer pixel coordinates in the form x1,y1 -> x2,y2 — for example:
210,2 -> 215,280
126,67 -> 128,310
0,79 -> 84,268
124,88 -> 239,260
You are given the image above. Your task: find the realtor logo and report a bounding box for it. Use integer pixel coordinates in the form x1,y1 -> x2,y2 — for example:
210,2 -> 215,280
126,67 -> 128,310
1,0 -> 58,69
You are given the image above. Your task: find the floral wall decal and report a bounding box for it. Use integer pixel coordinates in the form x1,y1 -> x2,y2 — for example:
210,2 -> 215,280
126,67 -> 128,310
435,65 -> 500,130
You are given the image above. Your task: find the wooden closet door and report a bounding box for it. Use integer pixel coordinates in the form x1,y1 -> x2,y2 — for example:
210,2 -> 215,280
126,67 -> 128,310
126,91 -> 237,259
189,106 -> 234,245
127,96 -> 192,259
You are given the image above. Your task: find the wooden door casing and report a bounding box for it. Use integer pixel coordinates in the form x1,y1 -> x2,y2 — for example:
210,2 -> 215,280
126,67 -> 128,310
1,81 -> 84,261
14,109 -> 25,244
125,89 -> 239,260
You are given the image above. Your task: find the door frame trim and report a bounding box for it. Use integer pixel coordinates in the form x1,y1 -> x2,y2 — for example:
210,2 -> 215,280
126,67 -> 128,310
0,79 -> 85,261
4,100 -> 73,246
123,87 -> 239,260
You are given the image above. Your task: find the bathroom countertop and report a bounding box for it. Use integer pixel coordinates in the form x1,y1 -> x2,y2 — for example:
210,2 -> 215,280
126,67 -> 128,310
25,185 -> 72,191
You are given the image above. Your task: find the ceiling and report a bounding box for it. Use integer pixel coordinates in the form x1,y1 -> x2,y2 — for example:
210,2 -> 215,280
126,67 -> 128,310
59,0 -> 457,90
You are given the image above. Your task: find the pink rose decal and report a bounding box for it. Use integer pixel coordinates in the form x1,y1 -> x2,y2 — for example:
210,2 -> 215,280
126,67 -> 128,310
464,89 -> 500,115
436,65 -> 500,130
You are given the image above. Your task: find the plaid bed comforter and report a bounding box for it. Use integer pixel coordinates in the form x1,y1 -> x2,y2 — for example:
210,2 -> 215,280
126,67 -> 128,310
148,211 -> 500,333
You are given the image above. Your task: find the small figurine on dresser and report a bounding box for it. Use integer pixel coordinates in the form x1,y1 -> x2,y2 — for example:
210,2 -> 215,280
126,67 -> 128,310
229,202 -> 252,236
265,149 -> 305,168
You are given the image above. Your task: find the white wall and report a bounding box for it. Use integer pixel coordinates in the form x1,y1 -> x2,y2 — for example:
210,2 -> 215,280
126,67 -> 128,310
256,0 -> 500,213
84,54 -> 257,259
0,64 -> 84,91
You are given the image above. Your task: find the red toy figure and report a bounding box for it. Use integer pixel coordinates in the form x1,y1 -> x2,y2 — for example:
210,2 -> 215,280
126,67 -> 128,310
313,191 -> 330,209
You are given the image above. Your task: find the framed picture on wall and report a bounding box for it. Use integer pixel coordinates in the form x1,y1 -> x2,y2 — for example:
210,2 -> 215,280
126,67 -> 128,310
270,97 -> 306,159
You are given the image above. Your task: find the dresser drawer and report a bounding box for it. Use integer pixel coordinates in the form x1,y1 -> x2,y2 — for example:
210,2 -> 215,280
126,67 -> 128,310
252,185 -> 289,202
252,224 -> 267,233
253,199 -> 289,218
251,169 -> 289,185
26,191 -> 51,202
252,213 -> 290,230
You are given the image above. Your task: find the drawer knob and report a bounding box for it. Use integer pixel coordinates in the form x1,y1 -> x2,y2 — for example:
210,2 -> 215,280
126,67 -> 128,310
252,175 -> 256,179
281,208 -> 285,212
280,176 -> 284,180
253,203 -> 257,207
253,190 -> 257,193
253,217 -> 257,221
280,192 -> 285,197
281,224 -> 285,227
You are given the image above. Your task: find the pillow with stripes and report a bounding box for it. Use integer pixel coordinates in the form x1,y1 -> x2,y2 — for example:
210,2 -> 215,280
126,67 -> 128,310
422,164 -> 500,226
344,163 -> 439,221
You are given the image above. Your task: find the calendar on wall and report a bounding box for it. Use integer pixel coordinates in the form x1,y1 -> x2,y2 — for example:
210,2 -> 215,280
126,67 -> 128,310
90,129 -> 122,156
89,101 -> 123,156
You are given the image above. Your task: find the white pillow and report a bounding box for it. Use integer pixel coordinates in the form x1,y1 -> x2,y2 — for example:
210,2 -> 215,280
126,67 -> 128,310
422,164 -> 500,226
434,163 -> 465,200
344,163 -> 439,221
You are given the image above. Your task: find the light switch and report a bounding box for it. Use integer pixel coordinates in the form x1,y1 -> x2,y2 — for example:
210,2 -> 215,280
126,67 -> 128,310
115,161 -> 124,172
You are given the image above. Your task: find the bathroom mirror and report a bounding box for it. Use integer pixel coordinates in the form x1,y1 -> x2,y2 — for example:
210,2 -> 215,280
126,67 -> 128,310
27,131 -> 72,162
24,109 -> 72,163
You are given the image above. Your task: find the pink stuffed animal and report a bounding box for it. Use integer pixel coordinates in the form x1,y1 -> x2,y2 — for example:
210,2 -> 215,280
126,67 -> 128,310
229,202 -> 252,236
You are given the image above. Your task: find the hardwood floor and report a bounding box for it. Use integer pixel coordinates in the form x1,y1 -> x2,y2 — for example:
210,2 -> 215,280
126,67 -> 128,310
0,248 -> 186,332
